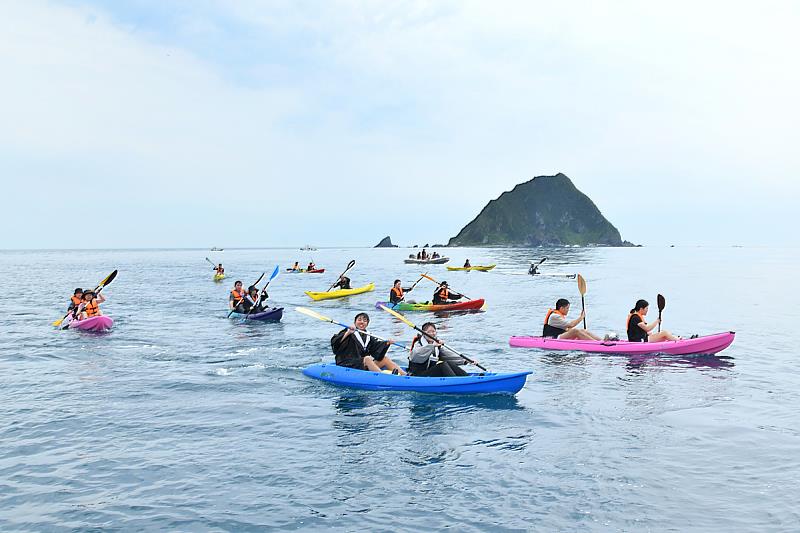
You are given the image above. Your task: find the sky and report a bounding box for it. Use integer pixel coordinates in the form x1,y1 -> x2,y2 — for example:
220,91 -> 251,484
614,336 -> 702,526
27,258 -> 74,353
1,0 -> 798,249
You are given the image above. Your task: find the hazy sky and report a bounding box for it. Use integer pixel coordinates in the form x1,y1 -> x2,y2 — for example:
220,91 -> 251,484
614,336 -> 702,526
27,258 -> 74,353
2,1 -> 798,248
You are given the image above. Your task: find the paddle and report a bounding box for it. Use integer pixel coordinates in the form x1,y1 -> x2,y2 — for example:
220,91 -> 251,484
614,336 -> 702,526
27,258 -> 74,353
529,257 -> 547,275
295,307 -> 407,349
657,293 -> 665,332
577,274 -> 587,329
241,265 -> 281,321
227,271 -> 266,318
392,273 -> 427,308
378,304 -> 487,371
205,257 -> 216,268
328,260 -> 356,292
53,269 -> 118,327
420,273 -> 471,300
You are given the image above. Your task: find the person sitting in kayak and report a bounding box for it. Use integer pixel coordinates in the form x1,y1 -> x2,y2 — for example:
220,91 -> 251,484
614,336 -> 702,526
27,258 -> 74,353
214,264 -> 224,275
307,261 -> 316,271
229,281 -> 247,313
290,262 -> 301,272
408,322 -> 470,377
463,259 -> 471,268
78,290 -> 105,320
333,276 -> 351,290
389,279 -> 413,305
627,299 -> 680,342
543,299 -> 602,340
244,285 -> 269,313
331,312 -> 405,374
67,288 -> 83,317
432,281 -> 464,305
529,262 -> 539,275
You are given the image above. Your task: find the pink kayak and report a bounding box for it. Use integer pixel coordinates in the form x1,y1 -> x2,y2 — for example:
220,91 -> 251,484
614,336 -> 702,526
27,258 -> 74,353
509,331 -> 735,356
68,315 -> 114,332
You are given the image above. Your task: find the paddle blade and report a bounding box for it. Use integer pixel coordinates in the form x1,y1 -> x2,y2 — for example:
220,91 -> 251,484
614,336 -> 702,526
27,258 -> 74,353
657,293 -> 666,311
269,264 -> 280,280
52,318 -> 63,327
421,273 -> 439,284
347,259 -> 356,270
295,306 -> 333,324
577,274 -> 587,295
539,257 -> 547,265
378,304 -> 416,329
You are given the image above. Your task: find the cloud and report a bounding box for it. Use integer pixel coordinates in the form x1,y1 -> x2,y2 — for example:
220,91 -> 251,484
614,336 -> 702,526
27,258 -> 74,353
1,0 -> 798,248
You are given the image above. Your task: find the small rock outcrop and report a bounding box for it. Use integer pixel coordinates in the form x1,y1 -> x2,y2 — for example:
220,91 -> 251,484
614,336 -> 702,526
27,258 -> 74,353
374,236 -> 398,248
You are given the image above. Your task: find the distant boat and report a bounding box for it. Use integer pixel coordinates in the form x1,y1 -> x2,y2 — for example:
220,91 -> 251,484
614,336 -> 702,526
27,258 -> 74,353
300,245 -> 317,251
210,247 -> 224,251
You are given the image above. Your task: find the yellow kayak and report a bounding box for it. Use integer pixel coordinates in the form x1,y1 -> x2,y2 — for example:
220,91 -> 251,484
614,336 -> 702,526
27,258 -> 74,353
213,273 -> 226,281
446,264 -> 496,272
305,283 -> 375,301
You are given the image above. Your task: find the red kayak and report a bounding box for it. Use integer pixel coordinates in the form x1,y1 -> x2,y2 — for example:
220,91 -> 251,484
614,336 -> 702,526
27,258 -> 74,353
285,268 -> 325,274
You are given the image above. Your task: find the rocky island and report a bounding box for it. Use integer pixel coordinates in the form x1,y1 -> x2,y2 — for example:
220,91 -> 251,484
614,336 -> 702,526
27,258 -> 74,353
448,173 -> 628,247
374,236 -> 398,248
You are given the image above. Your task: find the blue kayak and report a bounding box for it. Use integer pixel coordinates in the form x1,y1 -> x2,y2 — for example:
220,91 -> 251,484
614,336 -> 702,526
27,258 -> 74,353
302,363 -> 531,395
229,307 -> 284,322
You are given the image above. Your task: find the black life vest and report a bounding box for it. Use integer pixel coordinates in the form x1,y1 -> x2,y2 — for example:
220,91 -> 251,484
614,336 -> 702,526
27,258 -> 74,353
542,308 -> 566,338
627,312 -> 648,342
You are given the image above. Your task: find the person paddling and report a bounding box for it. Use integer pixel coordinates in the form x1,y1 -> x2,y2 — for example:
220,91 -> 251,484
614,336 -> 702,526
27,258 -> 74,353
463,259 -> 471,268
67,288 -> 83,318
432,281 -> 464,305
627,299 -> 680,342
244,285 -> 269,313
331,312 -> 405,374
543,298 -> 602,340
214,263 -> 225,275
78,290 -> 105,320
307,261 -> 316,271
389,279 -> 413,305
408,322 -> 470,377
333,275 -> 351,290
291,261 -> 301,272
229,281 -> 247,313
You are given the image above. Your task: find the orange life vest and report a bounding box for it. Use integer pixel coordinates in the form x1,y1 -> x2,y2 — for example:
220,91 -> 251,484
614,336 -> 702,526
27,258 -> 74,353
626,311 -> 645,330
438,288 -> 449,300
543,308 -> 566,325
84,300 -> 99,317
231,288 -> 245,303
71,295 -> 82,306
392,286 -> 404,298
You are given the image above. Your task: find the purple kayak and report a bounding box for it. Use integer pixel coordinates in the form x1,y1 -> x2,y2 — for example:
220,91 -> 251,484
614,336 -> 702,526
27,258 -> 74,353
509,331 -> 735,356
68,315 -> 114,332
229,308 -> 284,322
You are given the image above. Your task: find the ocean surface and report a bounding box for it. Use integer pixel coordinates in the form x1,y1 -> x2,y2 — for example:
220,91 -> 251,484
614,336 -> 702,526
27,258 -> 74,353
0,246 -> 797,531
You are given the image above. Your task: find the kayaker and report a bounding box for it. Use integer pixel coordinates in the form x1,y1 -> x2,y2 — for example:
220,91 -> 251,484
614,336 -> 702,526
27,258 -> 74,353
331,312 -> 405,374
229,281 -> 247,312
244,285 -> 269,313
333,275 -> 351,290
78,290 -> 105,320
463,259 -> 471,268
432,281 -> 464,305
389,279 -> 413,305
291,261 -> 300,272
627,299 -> 680,342
529,262 -> 539,275
307,261 -> 316,271
67,288 -> 83,316
543,299 -> 602,340
214,264 -> 225,275
408,322 -> 470,377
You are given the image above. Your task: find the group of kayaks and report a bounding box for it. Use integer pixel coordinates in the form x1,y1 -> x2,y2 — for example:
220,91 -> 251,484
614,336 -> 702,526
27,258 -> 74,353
59,257 -> 736,398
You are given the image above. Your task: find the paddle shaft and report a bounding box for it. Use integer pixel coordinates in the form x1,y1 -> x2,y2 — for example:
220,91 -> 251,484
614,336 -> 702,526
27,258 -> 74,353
658,310 -> 662,332
581,295 -> 587,329
328,260 -> 356,292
